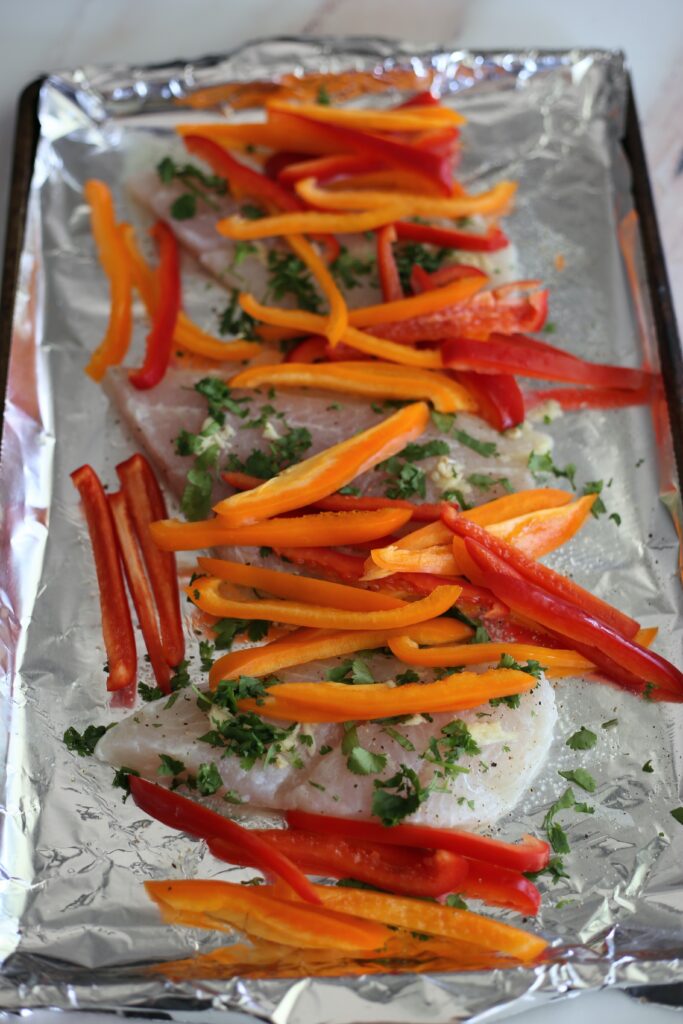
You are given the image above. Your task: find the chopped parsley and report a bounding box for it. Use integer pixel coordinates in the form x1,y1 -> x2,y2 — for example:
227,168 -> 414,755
527,451 -> 576,489
63,724 -> 110,757
566,726 -> 597,751
372,764 -> 432,826
558,767 -> 596,793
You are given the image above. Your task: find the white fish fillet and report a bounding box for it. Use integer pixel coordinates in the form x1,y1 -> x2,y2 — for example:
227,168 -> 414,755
97,675 -> 556,829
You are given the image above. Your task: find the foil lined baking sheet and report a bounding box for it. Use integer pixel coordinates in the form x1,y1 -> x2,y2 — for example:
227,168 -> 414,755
0,38 -> 682,1023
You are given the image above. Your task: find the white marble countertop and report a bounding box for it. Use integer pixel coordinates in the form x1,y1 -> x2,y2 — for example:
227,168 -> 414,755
2,2 -> 682,1022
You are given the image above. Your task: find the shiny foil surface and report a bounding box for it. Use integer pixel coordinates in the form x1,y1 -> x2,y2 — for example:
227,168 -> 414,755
0,38 -> 682,1022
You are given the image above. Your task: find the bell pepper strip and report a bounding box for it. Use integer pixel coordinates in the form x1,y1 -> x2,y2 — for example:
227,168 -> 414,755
83,180 -> 133,381
212,400 -> 429,524
130,777 -> 319,904
238,295 -> 443,368
369,285 -> 550,343
376,224 -> 403,302
208,618 -> 472,687
284,336 -> 328,363
188,576 -> 460,631
347,273 -> 485,327
388,635 -> 595,673
241,666 -> 536,723
463,538 -> 683,697
313,886 -> 548,962
295,176 -> 517,219
525,383 -> 657,412
196,556 -> 406,612
120,224 -> 261,363
151,507 -> 414,552
390,572 -> 508,618
442,507 -> 640,639
208,831 -> 468,900
442,335 -> 655,390
128,221 -> 181,390
108,492 -> 171,692
285,233 -> 348,346
272,545 -> 367,581
116,454 -> 185,666
175,121 -> 332,153
146,879 -> 388,950
217,204 -> 408,241
369,544 -> 457,577
267,98 -> 466,132
395,219 -> 510,252
452,369 -> 525,430
458,861 -> 541,917
223,470 -> 451,522
71,465 -> 136,692
279,153 -> 381,186
228,361 -> 477,414
286,811 -> 549,874
264,149 -> 310,178
266,108 -> 454,195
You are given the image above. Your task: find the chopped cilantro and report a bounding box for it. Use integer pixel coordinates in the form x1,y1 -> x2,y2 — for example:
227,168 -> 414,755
338,484 -> 361,496
582,480 -> 608,518
347,747 -> 388,776
543,786 -> 594,855
395,668 -> 420,686
266,250 -> 322,312
169,660 -> 191,692
316,84 -> 331,105
671,808 -> 683,826
232,240 -> 257,268
609,512 -> 622,526
170,193 -> 197,220
566,726 -> 597,750
212,618 -> 269,650
382,726 -> 416,751
112,766 -> 140,799
543,322 -> 557,334
330,247 -> 375,290
601,718 -> 618,729
372,764 -> 431,826
467,473 -> 513,493
558,767 -> 596,793
199,640 -> 215,672
525,855 -> 569,884
158,754 -> 186,778
423,720 -> 479,778
197,762 -> 223,795
471,625 -> 491,644
327,657 -> 374,684
394,242 -> 451,293
378,439 -> 449,500
218,288 -> 256,338
309,780 -> 326,792
642,760 -> 654,773
528,451 -> 576,488
223,789 -> 245,804
642,682 -> 656,701
240,202 -> 266,220
157,156 -> 227,217
139,682 -> 164,703
441,487 -> 471,509
63,724 -> 110,757
444,894 -> 468,909
319,744 -> 333,756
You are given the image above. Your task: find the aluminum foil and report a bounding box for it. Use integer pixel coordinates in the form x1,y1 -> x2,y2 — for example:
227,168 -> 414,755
1,37 -> 682,1022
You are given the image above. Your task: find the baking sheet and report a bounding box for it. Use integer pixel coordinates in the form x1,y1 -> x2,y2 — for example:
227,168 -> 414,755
0,38 -> 682,1023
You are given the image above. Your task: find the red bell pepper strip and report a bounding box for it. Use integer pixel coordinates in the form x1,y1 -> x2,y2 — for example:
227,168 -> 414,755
389,572 -> 508,618
525,384 -> 657,412
459,860 -> 541,916
398,90 -> 441,109
452,369 -> 525,430
286,811 -> 550,873
116,454 -> 184,667
544,628 -> 675,701
263,150 -> 310,180
284,336 -> 328,363
442,335 -> 654,391
108,491 -> 171,692
70,465 -> 136,692
376,224 -> 403,302
411,263 -> 487,293
222,470 -> 447,522
441,507 -> 639,639
267,109 -> 453,196
208,830 -> 468,900
273,546 -> 367,582
395,219 -> 509,252
462,537 -> 683,698
128,222 -> 180,390
279,153 -> 381,186
128,776 -> 319,904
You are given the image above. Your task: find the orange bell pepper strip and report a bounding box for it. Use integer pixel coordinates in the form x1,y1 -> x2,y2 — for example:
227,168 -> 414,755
266,98 -> 466,132
347,272 -> 485,327
285,233 -> 348,345
223,470 -> 452,521
83,180 -> 132,381
208,618 -> 473,687
238,295 -> 443,368
228,361 -> 477,414
376,224 -> 403,302
362,488 -> 574,580
212,401 -> 429,524
295,176 -> 518,219
116,454 -> 185,667
150,507 -> 413,552
217,204 -> 407,240
175,121 -> 333,153
108,492 -> 171,692
370,496 -> 597,578
240,666 -> 536,723
188,576 -> 460,630
145,880 -> 390,952
70,465 -> 136,692
388,635 -> 595,674
196,556 -> 406,611
442,507 -> 641,640
311,886 -> 547,962
120,225 -> 261,363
